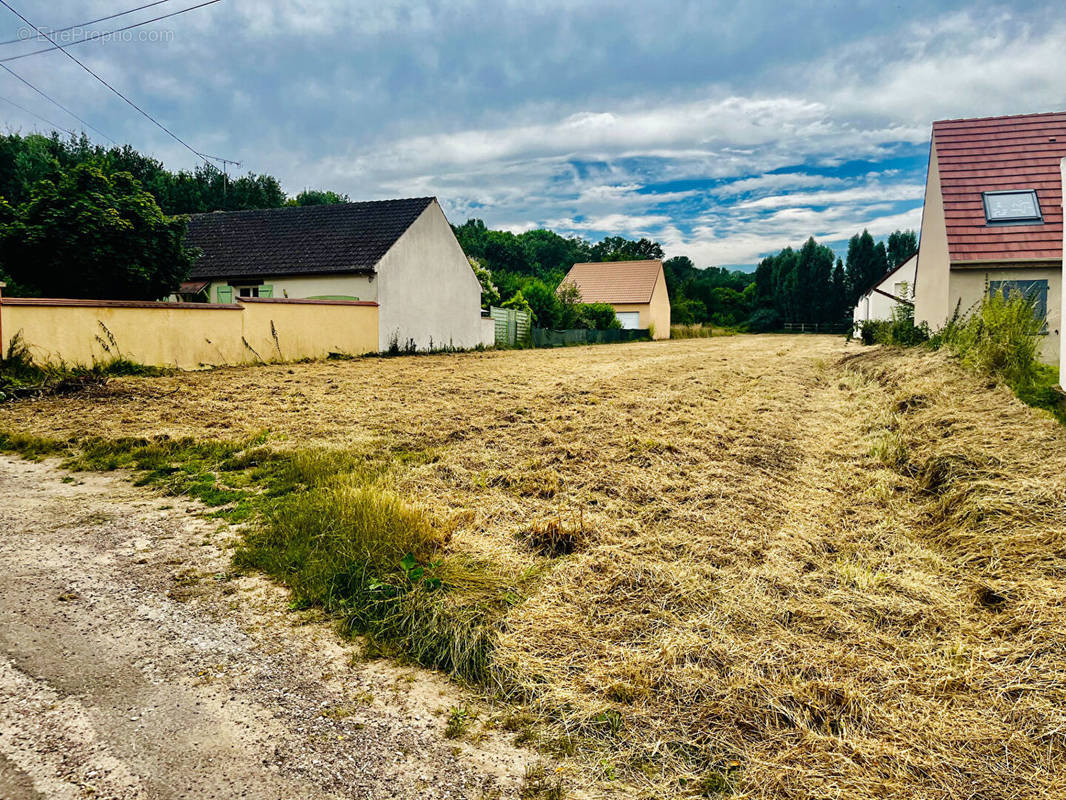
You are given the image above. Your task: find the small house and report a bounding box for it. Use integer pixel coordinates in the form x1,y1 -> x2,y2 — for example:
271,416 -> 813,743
913,111 -> 1066,364
852,254 -> 917,326
562,260 -> 671,339
183,197 -> 491,351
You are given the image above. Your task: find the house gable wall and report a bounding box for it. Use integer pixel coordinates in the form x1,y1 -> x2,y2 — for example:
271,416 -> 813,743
915,142 -> 951,328
374,201 -> 487,351
647,267 -> 671,338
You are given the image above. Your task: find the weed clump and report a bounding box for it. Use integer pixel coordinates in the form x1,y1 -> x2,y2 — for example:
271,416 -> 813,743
0,331 -> 170,401
936,287 -> 1045,391
522,515 -> 588,557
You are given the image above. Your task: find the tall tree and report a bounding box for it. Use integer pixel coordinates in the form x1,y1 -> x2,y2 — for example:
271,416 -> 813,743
287,189 -> 350,206
0,164 -> 194,300
845,229 -> 890,306
886,229 -> 918,268
589,236 -> 664,262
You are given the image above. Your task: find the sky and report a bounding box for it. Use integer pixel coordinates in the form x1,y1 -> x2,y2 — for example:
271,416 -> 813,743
0,1 -> 1064,268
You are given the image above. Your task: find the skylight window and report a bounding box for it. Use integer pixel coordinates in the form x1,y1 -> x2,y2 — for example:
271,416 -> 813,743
982,190 -> 1043,224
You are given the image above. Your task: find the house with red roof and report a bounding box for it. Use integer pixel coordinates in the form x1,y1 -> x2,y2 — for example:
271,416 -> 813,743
562,260 -> 671,339
913,111 -> 1066,365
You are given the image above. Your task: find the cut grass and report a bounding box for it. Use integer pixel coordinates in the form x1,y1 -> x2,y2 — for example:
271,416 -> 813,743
3,337 -> 1066,798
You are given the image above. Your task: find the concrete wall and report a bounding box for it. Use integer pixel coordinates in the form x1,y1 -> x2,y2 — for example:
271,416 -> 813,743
205,274 -> 377,303
0,297 -> 378,370
479,315 -> 495,346
914,142 -> 951,329
609,267 -> 671,339
647,267 -> 671,339
949,266 -> 1062,363
375,201 -> 490,351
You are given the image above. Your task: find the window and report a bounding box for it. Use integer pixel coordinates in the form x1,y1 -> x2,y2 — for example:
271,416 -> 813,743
989,279 -> 1049,331
233,285 -> 273,298
982,190 -> 1043,224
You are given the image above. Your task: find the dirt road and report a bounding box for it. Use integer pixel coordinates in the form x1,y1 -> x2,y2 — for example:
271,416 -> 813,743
0,456 -> 530,800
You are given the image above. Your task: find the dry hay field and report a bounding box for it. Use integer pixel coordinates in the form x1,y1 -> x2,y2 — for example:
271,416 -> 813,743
3,334 -> 1066,799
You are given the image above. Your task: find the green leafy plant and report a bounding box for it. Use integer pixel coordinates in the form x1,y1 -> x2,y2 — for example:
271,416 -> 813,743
938,284 -> 1044,391
445,705 -> 474,738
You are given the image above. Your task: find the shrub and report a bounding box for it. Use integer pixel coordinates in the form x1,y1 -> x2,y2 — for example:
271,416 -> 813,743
855,302 -> 928,348
746,307 -> 781,333
578,303 -> 623,330
671,324 -> 716,339
938,285 -> 1044,391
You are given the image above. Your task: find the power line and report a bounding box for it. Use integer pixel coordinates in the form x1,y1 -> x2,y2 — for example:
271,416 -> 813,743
0,92 -> 75,136
0,0 -> 173,46
0,63 -> 115,142
0,0 -> 224,64
0,0 -> 234,166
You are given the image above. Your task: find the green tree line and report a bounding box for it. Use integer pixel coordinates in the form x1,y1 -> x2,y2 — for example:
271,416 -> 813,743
0,132 -> 348,298
456,216 -> 917,331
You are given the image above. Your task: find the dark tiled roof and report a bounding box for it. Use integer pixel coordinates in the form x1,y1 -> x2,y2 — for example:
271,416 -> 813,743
933,112 -> 1066,263
185,197 -> 435,280
563,260 -> 664,304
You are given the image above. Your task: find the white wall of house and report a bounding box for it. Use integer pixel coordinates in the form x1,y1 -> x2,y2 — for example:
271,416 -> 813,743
205,274 -> 377,304
1061,158 -> 1066,389
852,256 -> 918,324
375,200 -> 489,350
914,143 -> 951,330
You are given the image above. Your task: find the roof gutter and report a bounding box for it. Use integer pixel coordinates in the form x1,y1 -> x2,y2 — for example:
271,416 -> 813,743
187,268 -> 377,283
950,258 -> 1063,269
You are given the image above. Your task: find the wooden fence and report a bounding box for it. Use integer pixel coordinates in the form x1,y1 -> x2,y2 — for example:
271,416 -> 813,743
782,322 -> 851,334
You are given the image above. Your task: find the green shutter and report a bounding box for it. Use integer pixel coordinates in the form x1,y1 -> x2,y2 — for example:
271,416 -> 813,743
216,285 -> 233,304
259,285 -> 273,298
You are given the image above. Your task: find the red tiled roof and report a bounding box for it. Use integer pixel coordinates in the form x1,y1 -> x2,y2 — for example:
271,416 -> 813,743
562,260 -> 663,304
933,112 -> 1066,263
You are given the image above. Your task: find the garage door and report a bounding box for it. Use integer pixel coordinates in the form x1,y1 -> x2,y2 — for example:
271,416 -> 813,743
616,312 -> 640,330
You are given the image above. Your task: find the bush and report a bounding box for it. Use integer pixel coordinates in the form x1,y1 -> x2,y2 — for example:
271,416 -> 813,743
746,307 -> 781,333
578,302 -> 622,330
855,303 -> 928,348
937,286 -> 1044,391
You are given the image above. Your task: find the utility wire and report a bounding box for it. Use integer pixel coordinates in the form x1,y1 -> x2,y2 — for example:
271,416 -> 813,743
0,63 -> 115,142
0,0 -> 233,165
0,0 -> 224,64
0,0 -> 173,46
0,92 -> 76,136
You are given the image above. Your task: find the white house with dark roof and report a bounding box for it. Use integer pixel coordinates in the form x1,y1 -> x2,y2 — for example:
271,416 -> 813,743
183,197 -> 491,351
851,254 -> 917,327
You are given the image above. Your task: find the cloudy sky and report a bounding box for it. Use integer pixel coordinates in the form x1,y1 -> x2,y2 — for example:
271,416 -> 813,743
1,1 -> 1064,267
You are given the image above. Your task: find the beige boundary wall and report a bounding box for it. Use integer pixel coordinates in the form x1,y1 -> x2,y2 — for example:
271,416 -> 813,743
0,296 -> 379,370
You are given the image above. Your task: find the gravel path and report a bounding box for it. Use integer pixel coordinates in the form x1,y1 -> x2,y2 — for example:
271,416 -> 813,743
0,455 -> 531,800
